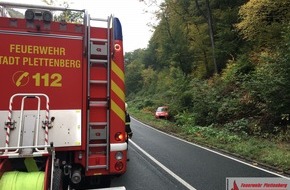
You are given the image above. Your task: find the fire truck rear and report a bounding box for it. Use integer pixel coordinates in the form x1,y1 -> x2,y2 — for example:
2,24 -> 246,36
0,2 -> 127,189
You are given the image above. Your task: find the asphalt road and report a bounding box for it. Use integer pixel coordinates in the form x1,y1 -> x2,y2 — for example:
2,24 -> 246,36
111,118 -> 287,190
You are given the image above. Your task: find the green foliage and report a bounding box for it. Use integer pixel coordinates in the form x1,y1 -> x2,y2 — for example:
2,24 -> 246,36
125,50 -> 145,97
175,112 -> 196,127
187,78 -> 220,125
221,56 -> 254,83
174,123 -> 243,144
151,2 -> 196,75
244,52 -> 290,132
129,104 -> 290,171
236,0 -> 290,47
224,118 -> 249,135
42,0 -> 83,23
129,1 -> 290,166
126,1 -> 290,142
213,1 -> 246,70
54,9 -> 83,23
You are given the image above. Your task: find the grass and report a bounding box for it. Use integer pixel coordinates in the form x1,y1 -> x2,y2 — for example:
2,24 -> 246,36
129,107 -> 290,175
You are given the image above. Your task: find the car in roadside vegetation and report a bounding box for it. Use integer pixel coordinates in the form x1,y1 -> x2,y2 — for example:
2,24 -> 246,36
155,106 -> 169,119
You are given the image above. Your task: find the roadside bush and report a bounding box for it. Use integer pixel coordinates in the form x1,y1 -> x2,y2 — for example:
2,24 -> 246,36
217,56 -> 257,124
224,118 -> 249,135
187,78 -> 221,126
217,96 -> 241,122
181,124 -> 242,144
130,97 -> 154,110
175,111 -> 196,128
244,48 -> 290,133
221,55 -> 254,83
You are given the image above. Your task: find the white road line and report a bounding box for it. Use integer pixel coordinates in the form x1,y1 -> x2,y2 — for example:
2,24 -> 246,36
132,117 -> 290,179
129,139 -> 197,190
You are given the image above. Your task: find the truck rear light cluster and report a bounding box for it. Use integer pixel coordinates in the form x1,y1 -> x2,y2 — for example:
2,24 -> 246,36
115,151 -> 123,160
115,161 -> 124,171
114,132 -> 124,141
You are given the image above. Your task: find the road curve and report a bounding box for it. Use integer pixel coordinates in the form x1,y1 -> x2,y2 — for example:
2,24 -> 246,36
111,118 -> 288,190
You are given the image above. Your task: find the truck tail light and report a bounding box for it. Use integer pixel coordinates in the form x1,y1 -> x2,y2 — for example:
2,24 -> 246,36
115,151 -> 123,160
115,132 -> 124,141
115,161 -> 124,171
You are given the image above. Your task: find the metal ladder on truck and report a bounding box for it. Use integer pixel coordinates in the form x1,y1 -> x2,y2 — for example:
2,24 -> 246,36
86,15 -> 112,171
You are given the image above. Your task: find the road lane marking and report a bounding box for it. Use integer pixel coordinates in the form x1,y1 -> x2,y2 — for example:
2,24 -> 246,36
132,118 -> 290,179
129,139 -> 197,190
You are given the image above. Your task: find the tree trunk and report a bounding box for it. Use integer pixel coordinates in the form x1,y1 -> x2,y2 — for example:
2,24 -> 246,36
205,0 -> 218,74
195,0 -> 218,74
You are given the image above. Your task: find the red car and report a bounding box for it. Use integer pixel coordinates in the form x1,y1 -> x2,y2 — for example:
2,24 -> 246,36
155,106 -> 169,119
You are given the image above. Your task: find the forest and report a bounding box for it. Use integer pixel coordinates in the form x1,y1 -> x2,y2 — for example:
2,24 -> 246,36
125,0 -> 290,142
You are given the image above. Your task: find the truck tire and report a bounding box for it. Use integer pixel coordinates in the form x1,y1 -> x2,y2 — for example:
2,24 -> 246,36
52,168 -> 62,190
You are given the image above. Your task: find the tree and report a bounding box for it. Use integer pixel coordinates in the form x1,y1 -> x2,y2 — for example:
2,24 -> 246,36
211,0 -> 245,71
141,1 -> 196,76
42,0 -> 83,23
139,0 -> 247,77
194,0 -> 217,73
124,50 -> 145,96
236,0 -> 290,47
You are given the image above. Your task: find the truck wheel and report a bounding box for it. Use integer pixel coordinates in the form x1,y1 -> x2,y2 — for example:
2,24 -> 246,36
52,168 -> 62,190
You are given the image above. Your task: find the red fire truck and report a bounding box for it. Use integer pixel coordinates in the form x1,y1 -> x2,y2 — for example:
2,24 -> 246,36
0,2 -> 127,189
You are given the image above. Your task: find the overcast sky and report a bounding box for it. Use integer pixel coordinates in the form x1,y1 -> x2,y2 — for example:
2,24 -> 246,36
72,0 -> 158,53
6,0 -> 161,52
